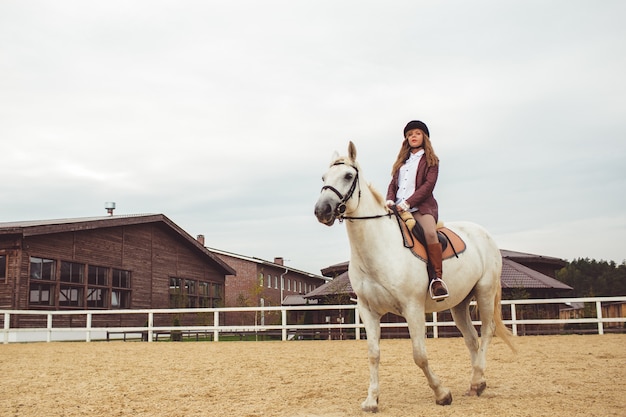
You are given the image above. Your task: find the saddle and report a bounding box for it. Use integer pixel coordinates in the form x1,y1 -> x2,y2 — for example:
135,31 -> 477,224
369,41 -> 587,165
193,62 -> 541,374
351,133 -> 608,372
398,216 -> 466,263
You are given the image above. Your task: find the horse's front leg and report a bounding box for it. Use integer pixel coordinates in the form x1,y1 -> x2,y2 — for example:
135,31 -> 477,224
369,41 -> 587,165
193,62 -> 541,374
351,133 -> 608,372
406,306 -> 453,406
357,301 -> 382,412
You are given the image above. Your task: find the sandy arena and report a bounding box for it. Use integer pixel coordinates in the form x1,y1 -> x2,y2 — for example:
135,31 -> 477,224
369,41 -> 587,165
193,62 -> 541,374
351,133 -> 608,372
1,334 -> 624,417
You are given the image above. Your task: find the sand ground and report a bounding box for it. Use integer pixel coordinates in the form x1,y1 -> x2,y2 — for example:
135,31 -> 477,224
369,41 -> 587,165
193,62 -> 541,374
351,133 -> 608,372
1,334 -> 624,417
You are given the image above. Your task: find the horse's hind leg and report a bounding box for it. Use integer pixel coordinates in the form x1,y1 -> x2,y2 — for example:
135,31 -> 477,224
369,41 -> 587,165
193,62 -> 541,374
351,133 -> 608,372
450,296 -> 488,396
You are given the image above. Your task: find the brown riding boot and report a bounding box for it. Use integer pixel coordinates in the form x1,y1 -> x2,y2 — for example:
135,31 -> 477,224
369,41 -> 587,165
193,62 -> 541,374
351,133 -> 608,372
427,243 -> 449,301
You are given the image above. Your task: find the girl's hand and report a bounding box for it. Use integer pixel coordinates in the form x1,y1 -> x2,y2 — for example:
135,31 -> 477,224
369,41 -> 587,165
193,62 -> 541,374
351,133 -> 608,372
397,201 -> 410,212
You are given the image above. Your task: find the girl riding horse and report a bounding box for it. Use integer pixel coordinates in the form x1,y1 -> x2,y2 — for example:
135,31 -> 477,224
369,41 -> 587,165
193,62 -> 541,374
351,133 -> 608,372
386,120 -> 449,300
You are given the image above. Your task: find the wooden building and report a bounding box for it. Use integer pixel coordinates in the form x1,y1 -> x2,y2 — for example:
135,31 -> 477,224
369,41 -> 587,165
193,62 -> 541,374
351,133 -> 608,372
208,248 -> 328,327
0,214 -> 235,328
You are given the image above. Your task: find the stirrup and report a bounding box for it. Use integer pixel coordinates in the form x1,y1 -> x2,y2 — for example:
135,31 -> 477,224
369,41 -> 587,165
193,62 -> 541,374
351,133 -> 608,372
429,278 -> 449,301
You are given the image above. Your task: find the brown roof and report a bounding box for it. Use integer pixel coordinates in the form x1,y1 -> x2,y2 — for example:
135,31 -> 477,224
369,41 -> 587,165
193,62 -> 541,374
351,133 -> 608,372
501,258 -> 572,289
320,261 -> 349,278
282,295 -> 318,305
0,214 -> 236,275
500,249 -> 567,267
305,272 -> 353,299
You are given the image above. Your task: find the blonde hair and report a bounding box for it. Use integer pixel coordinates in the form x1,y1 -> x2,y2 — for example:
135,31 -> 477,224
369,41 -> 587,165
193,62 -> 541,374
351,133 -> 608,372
390,132 -> 439,176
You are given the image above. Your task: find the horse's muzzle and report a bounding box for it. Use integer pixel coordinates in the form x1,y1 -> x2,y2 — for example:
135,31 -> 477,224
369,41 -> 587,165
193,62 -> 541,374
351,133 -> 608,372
314,200 -> 336,226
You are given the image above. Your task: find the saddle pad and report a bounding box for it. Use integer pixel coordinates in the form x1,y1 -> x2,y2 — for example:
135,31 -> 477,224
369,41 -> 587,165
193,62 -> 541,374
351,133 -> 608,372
400,222 -> 466,263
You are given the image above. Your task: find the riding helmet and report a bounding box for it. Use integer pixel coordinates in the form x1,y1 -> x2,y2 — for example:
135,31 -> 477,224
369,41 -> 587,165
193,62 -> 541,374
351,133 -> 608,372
403,120 -> 429,138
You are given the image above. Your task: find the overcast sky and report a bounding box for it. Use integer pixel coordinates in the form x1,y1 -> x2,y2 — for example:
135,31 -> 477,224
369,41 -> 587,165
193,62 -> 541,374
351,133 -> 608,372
1,1 -> 624,274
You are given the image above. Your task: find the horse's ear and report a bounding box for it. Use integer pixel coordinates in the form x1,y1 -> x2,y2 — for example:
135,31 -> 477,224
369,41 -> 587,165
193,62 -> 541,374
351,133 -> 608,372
348,141 -> 357,161
330,150 -> 340,165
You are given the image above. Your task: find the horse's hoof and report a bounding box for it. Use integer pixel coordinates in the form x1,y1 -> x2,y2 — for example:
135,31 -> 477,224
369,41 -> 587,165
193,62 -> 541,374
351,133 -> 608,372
464,382 -> 487,397
361,403 -> 378,413
361,397 -> 379,413
436,391 -> 453,406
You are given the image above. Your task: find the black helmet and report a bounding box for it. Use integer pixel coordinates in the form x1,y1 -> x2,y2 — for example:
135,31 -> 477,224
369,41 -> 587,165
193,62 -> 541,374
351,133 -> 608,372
403,120 -> 429,138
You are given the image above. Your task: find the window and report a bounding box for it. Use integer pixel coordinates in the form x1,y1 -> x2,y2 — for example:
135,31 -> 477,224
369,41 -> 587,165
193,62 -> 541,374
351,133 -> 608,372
29,283 -> 55,306
27,258 -> 131,309
169,277 -> 183,307
60,285 -> 84,307
61,261 -> 84,283
170,277 -> 223,308
87,265 -> 109,308
29,257 -> 56,306
211,283 -> 223,307
112,269 -> 130,288
87,287 -> 108,308
274,276 -> 278,289
111,290 -> 130,308
170,277 -> 197,307
185,279 -> 197,307
88,265 -> 108,286
30,257 -> 56,281
0,254 -> 6,282
198,282 -> 211,307
112,269 -> 131,309
267,274 -> 271,288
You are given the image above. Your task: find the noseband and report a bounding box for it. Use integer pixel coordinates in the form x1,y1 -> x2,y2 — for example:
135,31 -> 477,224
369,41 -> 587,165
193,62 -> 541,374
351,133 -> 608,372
320,161 -> 360,218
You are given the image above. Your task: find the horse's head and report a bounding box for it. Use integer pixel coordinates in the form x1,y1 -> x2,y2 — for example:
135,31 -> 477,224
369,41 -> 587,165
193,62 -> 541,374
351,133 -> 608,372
314,141 -> 360,226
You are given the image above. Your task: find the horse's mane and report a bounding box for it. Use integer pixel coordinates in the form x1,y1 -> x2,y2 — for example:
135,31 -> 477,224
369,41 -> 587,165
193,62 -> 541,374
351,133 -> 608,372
368,183 -> 386,207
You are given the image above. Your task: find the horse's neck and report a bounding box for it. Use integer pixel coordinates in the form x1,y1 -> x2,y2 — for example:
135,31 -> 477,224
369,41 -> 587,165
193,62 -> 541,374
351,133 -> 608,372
345,189 -> 398,257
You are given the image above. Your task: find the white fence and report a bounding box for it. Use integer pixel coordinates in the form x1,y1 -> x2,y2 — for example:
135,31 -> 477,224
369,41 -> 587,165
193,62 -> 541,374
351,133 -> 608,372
2,296 -> 625,344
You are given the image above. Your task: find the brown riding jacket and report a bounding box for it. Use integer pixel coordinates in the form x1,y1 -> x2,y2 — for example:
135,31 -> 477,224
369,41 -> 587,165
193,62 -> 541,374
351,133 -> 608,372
386,157 -> 439,222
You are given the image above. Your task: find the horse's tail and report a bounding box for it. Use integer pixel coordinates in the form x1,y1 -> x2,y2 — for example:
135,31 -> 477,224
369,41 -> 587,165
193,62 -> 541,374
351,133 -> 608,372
494,283 -> 517,353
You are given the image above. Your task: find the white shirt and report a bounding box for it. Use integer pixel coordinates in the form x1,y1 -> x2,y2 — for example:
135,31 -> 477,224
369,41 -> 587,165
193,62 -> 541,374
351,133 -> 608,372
395,149 -> 424,212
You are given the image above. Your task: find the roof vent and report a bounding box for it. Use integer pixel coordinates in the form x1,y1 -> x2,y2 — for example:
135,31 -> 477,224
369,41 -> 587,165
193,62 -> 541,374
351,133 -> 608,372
105,202 -> 116,216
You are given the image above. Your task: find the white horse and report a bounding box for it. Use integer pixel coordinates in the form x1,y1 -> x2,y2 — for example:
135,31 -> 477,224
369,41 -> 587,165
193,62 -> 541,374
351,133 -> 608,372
314,142 -> 515,412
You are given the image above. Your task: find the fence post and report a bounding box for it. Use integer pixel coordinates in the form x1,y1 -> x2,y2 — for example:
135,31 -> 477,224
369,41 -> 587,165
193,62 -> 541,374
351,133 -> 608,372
596,300 -> 604,335
214,310 -> 220,342
354,306 -> 360,340
148,312 -> 154,342
3,312 -> 9,344
281,309 -> 287,341
510,303 -> 518,336
86,313 -> 92,342
47,313 -> 53,343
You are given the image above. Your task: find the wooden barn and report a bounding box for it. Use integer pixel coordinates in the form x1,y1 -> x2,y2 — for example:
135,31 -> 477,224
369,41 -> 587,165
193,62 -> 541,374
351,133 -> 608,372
0,214 -> 235,329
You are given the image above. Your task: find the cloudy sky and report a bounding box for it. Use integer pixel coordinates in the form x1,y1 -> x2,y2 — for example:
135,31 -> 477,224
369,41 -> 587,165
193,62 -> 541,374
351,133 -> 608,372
1,1 -> 624,274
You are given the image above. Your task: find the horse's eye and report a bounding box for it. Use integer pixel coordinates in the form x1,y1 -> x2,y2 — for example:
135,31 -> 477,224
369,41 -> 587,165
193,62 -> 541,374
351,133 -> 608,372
344,173 -> 353,180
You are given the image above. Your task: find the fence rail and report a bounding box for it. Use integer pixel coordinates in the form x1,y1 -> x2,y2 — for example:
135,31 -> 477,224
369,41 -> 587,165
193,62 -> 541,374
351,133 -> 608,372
2,296 -> 625,344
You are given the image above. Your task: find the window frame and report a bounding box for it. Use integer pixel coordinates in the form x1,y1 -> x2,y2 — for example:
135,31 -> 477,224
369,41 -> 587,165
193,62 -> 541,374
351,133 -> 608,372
0,254 -> 6,282
29,257 -> 57,307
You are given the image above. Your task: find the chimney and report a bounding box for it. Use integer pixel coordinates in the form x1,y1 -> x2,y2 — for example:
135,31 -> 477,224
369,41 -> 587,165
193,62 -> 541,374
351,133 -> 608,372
105,202 -> 116,216
197,234 -> 205,246
274,257 -> 284,265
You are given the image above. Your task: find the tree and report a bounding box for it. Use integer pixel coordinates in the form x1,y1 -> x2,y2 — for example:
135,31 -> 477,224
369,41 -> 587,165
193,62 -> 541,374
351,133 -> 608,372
556,258 -> 626,296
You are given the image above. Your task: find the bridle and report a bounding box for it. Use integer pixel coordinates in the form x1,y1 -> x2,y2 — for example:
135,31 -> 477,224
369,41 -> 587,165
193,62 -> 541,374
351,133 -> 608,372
320,161 -> 392,222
